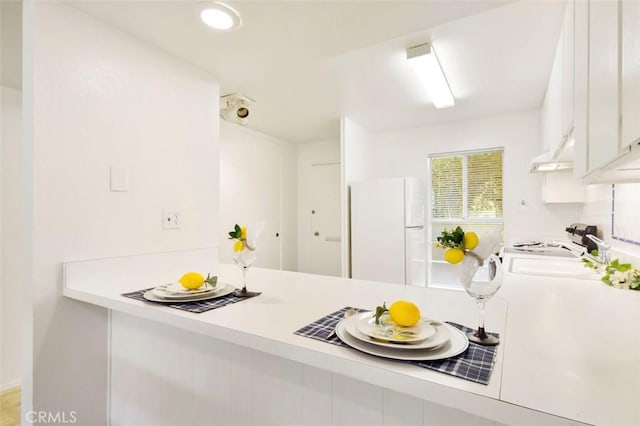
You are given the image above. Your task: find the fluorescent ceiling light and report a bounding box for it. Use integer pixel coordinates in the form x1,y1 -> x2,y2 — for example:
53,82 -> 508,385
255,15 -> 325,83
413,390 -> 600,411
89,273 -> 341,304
200,3 -> 241,30
407,43 -> 455,109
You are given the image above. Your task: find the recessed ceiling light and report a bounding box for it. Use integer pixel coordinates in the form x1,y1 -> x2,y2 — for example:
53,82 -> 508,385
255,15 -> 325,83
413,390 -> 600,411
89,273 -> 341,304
200,3 -> 241,31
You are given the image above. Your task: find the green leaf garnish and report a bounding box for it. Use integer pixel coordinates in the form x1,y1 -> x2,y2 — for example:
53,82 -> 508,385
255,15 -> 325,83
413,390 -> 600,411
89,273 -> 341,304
375,302 -> 388,325
436,226 -> 466,249
204,273 -> 218,287
228,224 -> 243,240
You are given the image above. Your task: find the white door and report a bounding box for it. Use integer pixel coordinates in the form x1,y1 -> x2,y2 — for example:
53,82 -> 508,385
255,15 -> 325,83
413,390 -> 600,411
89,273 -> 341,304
298,163 -> 341,276
219,124 -> 281,269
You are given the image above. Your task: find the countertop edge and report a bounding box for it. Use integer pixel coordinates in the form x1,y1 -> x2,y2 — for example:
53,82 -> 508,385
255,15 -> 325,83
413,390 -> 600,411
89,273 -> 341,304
62,284 -> 584,426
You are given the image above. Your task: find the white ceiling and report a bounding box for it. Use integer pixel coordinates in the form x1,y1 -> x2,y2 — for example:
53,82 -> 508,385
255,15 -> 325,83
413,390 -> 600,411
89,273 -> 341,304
9,1 -> 567,143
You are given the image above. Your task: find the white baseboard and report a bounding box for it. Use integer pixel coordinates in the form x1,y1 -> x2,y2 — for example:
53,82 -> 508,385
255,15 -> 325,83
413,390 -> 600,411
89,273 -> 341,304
0,379 -> 21,392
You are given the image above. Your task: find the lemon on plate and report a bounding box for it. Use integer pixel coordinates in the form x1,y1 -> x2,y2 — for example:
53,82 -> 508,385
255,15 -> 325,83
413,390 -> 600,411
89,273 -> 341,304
388,300 -> 421,327
179,272 -> 206,289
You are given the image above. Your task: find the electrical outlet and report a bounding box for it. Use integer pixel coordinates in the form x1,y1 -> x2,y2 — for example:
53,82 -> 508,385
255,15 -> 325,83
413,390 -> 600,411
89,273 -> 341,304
162,210 -> 181,230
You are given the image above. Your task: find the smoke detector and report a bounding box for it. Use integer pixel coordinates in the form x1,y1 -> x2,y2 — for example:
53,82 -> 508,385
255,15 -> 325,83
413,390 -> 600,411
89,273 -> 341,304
220,94 -> 255,126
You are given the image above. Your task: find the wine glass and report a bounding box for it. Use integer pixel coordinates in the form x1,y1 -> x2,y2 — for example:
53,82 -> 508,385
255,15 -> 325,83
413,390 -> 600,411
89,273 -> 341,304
232,245 -> 259,297
460,254 -> 504,346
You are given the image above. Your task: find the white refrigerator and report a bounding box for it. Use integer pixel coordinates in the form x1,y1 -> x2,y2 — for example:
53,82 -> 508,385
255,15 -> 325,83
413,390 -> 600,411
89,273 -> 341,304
350,177 -> 425,286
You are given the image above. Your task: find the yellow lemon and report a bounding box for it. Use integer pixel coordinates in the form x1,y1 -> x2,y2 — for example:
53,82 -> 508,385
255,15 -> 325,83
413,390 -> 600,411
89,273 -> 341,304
444,248 -> 465,264
388,300 -> 421,327
234,240 -> 245,252
464,231 -> 479,250
179,272 -> 205,289
241,226 -> 247,240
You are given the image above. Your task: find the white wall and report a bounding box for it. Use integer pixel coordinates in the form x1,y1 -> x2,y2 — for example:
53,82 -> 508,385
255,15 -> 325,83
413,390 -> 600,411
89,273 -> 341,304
341,117 -> 375,276
281,139 -> 298,272
582,183 -> 640,262
1,86 -> 22,391
297,139 -> 341,276
367,110 -> 581,244
219,122 -> 297,271
341,117 -> 375,186
27,3 -> 219,422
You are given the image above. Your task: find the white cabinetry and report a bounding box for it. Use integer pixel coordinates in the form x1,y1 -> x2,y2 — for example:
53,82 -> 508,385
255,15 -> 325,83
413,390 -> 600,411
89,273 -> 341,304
540,1 -> 574,158
542,40 -> 564,155
621,0 -> 640,150
561,0 -> 574,138
587,0 -> 620,171
548,0 -> 640,182
573,0 -> 588,178
542,171 -> 585,203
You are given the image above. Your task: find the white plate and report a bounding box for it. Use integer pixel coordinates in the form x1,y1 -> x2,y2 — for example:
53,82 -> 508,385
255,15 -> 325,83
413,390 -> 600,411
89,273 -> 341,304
355,312 -> 435,343
344,315 -> 451,350
151,282 -> 219,299
336,320 -> 469,361
143,283 -> 235,303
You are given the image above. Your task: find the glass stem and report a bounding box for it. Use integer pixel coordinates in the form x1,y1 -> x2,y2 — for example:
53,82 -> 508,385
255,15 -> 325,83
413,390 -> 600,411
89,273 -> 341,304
476,300 -> 489,339
241,267 -> 248,293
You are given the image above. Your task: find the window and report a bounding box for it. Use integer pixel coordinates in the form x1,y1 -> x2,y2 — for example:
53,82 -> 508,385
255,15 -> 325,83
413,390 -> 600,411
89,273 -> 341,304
428,148 -> 503,288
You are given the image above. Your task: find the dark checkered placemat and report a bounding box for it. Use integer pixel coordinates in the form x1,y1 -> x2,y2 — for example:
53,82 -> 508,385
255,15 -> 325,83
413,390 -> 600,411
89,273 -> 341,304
294,306 -> 367,346
294,306 -> 498,385
122,287 -> 261,314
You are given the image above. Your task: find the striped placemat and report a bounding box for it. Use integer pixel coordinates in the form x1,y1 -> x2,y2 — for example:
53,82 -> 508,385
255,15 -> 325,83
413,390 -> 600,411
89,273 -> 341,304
294,306 -> 498,385
122,287 -> 260,314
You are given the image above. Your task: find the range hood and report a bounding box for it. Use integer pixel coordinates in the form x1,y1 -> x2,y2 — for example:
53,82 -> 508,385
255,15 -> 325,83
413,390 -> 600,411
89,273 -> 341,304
530,133 -> 575,173
530,152 -> 573,172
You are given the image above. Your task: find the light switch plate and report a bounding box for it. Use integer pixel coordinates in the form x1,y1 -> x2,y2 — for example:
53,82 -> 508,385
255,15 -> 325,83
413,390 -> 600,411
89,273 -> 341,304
110,165 -> 129,192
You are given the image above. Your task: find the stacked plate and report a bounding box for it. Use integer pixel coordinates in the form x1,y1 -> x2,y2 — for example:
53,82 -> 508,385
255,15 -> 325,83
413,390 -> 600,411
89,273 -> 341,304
336,312 -> 469,361
143,282 -> 235,303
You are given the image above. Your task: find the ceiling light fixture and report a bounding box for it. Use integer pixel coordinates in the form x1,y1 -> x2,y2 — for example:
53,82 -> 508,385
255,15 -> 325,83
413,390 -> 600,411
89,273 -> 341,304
220,94 -> 255,126
200,2 -> 241,31
407,43 -> 455,109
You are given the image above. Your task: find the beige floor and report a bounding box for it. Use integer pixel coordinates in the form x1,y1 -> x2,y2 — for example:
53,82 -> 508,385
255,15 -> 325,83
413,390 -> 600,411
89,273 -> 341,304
0,387 -> 20,426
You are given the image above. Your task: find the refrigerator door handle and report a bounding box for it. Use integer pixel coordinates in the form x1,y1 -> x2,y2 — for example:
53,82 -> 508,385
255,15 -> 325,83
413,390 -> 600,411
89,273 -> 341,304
405,225 -> 424,230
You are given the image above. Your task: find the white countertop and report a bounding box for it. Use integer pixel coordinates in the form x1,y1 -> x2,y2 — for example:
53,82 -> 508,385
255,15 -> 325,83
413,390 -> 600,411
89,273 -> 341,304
63,248 -> 640,425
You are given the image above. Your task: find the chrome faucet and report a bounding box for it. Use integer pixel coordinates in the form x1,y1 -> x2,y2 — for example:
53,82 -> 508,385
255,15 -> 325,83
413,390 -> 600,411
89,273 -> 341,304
546,240 -> 586,258
585,234 -> 611,264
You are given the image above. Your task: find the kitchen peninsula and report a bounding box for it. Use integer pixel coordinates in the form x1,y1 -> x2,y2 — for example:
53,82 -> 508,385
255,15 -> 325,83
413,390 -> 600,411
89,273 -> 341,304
63,248 -> 639,425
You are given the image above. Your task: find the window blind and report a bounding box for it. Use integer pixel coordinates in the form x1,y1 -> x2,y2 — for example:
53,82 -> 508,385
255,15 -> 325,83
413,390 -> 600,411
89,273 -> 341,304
431,156 -> 463,219
430,150 -> 503,220
467,151 -> 503,218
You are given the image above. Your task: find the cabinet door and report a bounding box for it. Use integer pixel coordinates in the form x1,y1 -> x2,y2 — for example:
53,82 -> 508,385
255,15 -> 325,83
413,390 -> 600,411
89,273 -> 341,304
621,0 -> 640,150
547,37 -> 564,155
561,0 -> 575,137
573,0 -> 588,178
588,0 -> 620,171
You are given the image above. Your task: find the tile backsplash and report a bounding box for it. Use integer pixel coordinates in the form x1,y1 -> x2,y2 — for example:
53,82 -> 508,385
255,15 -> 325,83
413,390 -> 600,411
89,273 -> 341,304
582,183 -> 640,262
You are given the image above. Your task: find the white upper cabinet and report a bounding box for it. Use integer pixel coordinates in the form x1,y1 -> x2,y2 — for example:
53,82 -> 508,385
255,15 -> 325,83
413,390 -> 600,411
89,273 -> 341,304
621,0 -> 640,150
550,0 -> 640,182
540,1 -> 574,158
542,39 -> 564,155
573,0 -> 588,178
561,0 -> 574,139
587,0 -> 620,171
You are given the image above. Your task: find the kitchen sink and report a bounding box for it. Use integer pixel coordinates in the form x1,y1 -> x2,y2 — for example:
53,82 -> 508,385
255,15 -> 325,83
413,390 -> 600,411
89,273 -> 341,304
508,256 -> 602,280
